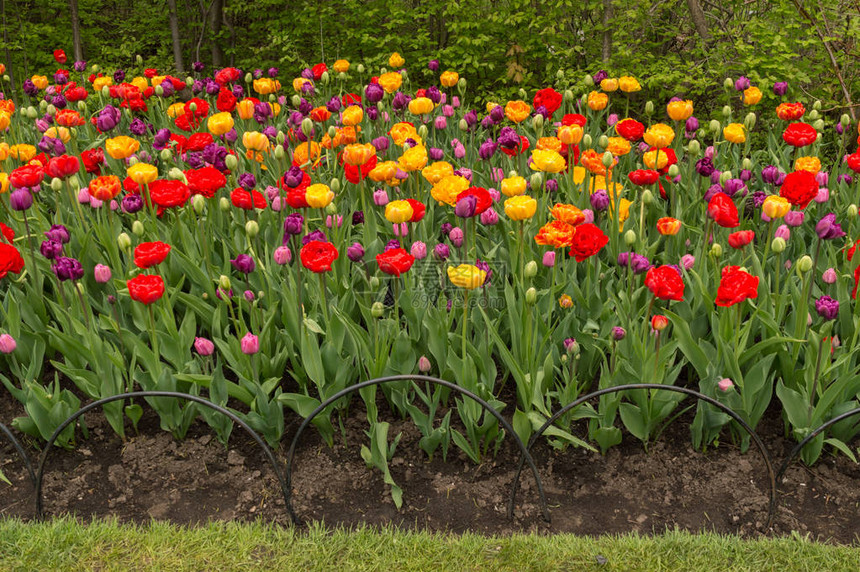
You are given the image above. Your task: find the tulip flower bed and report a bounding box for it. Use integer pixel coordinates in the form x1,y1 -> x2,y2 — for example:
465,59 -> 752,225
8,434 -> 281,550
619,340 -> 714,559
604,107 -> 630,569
1,54 -> 860,511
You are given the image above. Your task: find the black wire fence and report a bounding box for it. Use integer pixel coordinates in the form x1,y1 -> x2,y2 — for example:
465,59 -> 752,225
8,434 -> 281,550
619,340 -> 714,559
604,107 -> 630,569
1,377 -> 858,529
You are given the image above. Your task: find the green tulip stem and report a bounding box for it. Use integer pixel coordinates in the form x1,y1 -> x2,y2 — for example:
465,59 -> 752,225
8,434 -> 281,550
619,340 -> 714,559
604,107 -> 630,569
319,272 -> 329,326
462,290 -> 469,365
148,304 -> 160,374
809,330 -> 828,422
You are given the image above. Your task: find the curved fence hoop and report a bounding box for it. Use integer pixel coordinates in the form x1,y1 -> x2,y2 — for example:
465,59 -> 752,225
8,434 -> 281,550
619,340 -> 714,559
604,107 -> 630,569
1,421 -> 36,489
283,374 -> 550,524
508,383 -> 777,528
776,407 -> 860,482
34,391 -> 289,520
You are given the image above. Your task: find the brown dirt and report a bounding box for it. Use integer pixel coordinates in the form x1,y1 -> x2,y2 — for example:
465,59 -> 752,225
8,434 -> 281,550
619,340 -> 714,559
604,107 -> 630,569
1,392 -> 859,543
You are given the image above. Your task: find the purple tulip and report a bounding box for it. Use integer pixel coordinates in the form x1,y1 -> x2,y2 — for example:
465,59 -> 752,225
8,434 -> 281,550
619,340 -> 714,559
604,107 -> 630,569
815,296 -> 839,321
231,254 -> 256,274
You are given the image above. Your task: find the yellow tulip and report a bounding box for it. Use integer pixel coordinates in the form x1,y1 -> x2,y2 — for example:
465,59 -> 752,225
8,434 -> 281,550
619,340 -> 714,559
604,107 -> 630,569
536,137 -> 562,152
0,143 -> 9,161
505,100 -> 531,123
421,161 -> 454,185
408,97 -> 434,116
105,136 -> 140,160
31,75 -> 48,90
398,145 -> 428,172
342,143 -> 376,166
44,127 -> 71,143
150,75 -> 167,87
385,200 -> 415,223
743,86 -> 762,106
501,176 -> 527,197
333,59 -> 350,73
643,124 -> 675,148
293,141 -> 321,166
127,163 -> 158,185
762,196 -> 791,218
389,122 -> 419,146
666,100 -> 693,122
292,78 -> 310,92
342,106 -> 364,127
440,71 -> 459,88
237,99 -> 256,120
606,137 -> 631,156
253,78 -> 281,95
167,102 -> 186,118
378,72 -> 403,94
504,195 -> 537,220
9,144 -> 36,162
92,76 -> 113,91
600,78 -> 619,92
530,149 -> 566,173
723,123 -> 746,144
587,91 -> 608,111
208,112 -> 234,136
243,131 -> 270,152
0,112 -> 10,131
0,173 -> 8,194
558,124 -> 583,145
388,52 -> 405,68
643,149 -> 669,170
447,264 -> 487,290
794,156 -> 821,174
131,77 -> 149,90
431,175 -> 469,206
619,76 -> 641,92
306,184 -> 334,208
369,160 -> 399,183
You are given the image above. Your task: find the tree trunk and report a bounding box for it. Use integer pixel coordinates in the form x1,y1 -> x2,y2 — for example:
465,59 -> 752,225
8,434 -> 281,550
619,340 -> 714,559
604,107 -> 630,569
210,0 -> 224,67
69,0 -> 83,61
685,0 -> 711,43
601,0 -> 613,63
167,0 -> 185,74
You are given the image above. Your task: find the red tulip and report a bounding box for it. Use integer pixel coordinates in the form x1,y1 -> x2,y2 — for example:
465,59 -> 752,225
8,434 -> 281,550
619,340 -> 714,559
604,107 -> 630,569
715,266 -> 759,307
300,240 -> 339,273
127,274 -> 165,305
53,49 -> 67,64
628,169 -> 660,186
782,122 -> 817,147
45,155 -> 80,180
0,243 -> 25,279
568,223 -> 608,262
707,192 -> 739,228
727,230 -> 755,249
645,265 -> 685,301
230,189 -> 267,210
133,241 -> 172,269
9,165 -> 45,189
779,170 -> 818,209
376,248 -> 415,276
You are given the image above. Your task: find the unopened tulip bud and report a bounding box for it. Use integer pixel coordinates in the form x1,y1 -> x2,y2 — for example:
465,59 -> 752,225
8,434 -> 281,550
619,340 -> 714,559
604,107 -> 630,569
813,119 -> 824,132
418,356 -> 431,373
131,220 -> 145,236
526,287 -> 537,304
128,157 -> 139,167
582,134 -> 592,148
709,119 -> 721,133
356,63 -> 365,74
771,236 -> 786,253
338,72 -> 346,81
813,100 -> 822,111
291,94 -> 301,107
532,114 -> 543,130
744,112 -> 756,130
524,260 -> 538,278
530,173 -> 543,189
418,125 -> 428,138
274,144 -> 285,160
301,117 -> 313,138
26,107 -> 38,119
117,232 -> 132,250
723,77 -> 734,90
710,243 -> 723,257
168,168 -> 186,181
563,89 -> 574,103
644,101 -> 654,115
219,197 -> 230,211
624,230 -> 637,245
77,101 -> 87,112
159,148 -> 172,161
556,69 -> 565,80
687,140 -> 701,156
798,255 -> 813,273
848,204 -> 858,217
0,334 -> 17,354
823,268 -> 837,284
598,135 -> 609,149
602,151 -> 613,168
543,251 -> 556,267
370,276 -> 380,290
459,119 -> 468,131
154,85 -> 164,96
192,194 -> 205,214
320,71 -> 329,84
245,220 -> 259,237
39,100 -> 48,111
840,114 -> 851,127
46,104 -> 57,116
667,164 -> 679,178
584,74 -> 594,86
219,275 -> 231,291
50,177 -> 62,191
641,189 -> 654,205
719,170 -> 732,185
371,301 -> 384,318
518,88 -> 527,99
717,378 -> 734,392
94,264 -> 112,283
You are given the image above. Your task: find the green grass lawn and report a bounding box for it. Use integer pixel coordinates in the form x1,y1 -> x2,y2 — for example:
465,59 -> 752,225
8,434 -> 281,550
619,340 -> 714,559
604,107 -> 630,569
0,518 -> 858,571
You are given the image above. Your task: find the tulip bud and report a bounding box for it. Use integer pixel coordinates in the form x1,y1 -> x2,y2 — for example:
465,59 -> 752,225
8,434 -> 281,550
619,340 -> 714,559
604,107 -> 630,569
276,131 -> 286,144
225,154 -> 238,170
524,260 -> 538,278
338,72 -> 346,81
556,69 -> 565,80
530,173 -> 543,189
848,204 -> 858,217
192,194 -> 205,214
131,220 -> 145,236
185,76 -> 194,85
70,176 -> 80,190
532,114 -> 543,130
771,236 -> 786,253
667,164 -> 679,178
710,243 -> 723,257
526,287 -> 537,304
601,151 -> 613,168
1,75 -> 8,83
518,88 -> 527,99
719,170 -> 732,185
328,177 -> 341,193
563,89 -> 574,103
721,105 -> 732,120
823,268 -> 838,284
77,101 -> 87,112
723,77 -> 734,90
418,125 -> 428,138
356,64 -> 365,74
641,189 -> 654,205
134,56 -> 141,65
117,232 -> 132,250
26,107 -> 38,119
242,72 -> 252,84
644,101 -> 654,115
371,301 -> 385,318
742,158 -> 752,171
274,144 -> 285,159
159,148 -> 172,161
813,100 -> 822,110
812,119 -> 824,132
39,100 -> 48,112
369,276 -> 380,290
624,230 -> 637,245
101,85 -> 111,98
291,94 -> 301,107
219,197 -> 230,211
325,203 -> 338,216
598,135 -> 609,149
840,114 -> 851,127
188,101 -> 197,113
128,157 -> 139,167
744,112 -> 756,130
320,71 -> 330,84
709,119 -> 721,133
168,167 -> 185,182
376,101 -> 384,113
46,104 -> 56,116
458,119 -> 469,131
418,356 -> 431,373
687,140 -> 701,156
245,220 -> 259,237
154,85 -> 164,96
798,255 -> 813,273
50,177 -> 63,192
219,275 -> 231,290
582,134 -> 592,148
584,74 -> 594,86
301,117 -> 313,138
